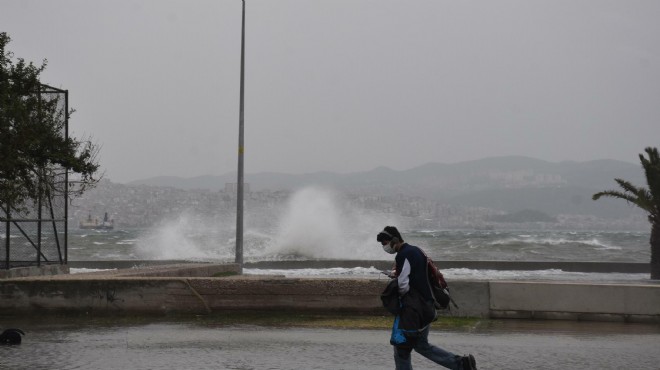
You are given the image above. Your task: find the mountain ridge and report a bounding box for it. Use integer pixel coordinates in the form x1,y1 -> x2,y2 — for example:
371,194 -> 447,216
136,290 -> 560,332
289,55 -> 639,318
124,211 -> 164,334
77,156 -> 648,228
127,156 -> 641,194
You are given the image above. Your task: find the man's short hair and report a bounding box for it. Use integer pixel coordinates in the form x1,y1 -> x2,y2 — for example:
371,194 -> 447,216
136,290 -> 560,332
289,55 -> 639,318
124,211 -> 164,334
377,226 -> 403,243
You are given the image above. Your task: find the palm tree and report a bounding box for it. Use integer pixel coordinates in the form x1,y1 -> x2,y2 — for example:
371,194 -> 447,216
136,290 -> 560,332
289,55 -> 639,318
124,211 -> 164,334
593,147 -> 660,279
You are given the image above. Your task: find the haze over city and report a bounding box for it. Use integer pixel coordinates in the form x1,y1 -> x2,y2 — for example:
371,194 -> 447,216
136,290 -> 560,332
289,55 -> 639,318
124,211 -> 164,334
2,0 -> 659,183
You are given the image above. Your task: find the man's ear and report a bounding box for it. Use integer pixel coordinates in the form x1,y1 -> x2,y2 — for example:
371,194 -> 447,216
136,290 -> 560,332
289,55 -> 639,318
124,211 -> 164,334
391,236 -> 400,244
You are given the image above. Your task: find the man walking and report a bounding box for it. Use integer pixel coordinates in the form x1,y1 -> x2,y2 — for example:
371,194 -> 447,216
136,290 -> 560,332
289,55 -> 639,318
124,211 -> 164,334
378,226 -> 477,370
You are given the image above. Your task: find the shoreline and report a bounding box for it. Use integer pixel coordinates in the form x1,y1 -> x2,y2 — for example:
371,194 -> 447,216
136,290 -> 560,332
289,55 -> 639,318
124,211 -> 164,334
63,259 -> 651,274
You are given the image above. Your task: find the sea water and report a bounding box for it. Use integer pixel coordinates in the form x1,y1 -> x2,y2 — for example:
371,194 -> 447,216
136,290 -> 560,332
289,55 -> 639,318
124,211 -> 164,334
64,187 -> 652,281
68,228 -> 651,263
66,227 -> 652,282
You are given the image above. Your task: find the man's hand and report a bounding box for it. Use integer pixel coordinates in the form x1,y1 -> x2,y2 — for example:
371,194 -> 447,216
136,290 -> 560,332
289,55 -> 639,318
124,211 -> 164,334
381,270 -> 396,279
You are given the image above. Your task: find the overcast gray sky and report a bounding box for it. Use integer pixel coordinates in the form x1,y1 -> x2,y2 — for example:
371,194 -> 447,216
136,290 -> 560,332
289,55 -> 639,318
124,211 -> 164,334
2,0 -> 659,183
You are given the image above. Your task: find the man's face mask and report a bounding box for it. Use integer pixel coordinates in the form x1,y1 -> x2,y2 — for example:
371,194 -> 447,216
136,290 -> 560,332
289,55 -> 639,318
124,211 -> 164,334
381,241 -> 396,254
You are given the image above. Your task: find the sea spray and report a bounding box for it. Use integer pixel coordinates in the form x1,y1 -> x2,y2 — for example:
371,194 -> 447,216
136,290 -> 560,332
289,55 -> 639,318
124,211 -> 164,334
127,187 -> 643,263
263,187 -> 397,260
136,213 -> 235,260
68,224 -> 650,273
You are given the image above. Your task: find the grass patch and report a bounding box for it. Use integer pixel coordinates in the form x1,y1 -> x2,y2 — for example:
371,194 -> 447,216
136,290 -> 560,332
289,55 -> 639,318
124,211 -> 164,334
211,271 -> 240,277
1,311 -> 483,331
191,311 -> 483,330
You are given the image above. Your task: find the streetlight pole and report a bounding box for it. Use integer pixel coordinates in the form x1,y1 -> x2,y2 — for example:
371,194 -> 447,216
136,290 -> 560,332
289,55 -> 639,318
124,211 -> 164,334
235,0 -> 246,270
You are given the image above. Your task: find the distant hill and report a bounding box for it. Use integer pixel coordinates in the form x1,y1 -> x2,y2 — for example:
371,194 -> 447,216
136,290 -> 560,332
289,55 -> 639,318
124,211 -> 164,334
128,156 -> 646,219
129,156 -> 642,193
129,175 -> 237,190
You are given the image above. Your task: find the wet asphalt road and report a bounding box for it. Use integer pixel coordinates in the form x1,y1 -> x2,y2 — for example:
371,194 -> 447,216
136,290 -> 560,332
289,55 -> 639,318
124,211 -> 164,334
1,319 -> 659,369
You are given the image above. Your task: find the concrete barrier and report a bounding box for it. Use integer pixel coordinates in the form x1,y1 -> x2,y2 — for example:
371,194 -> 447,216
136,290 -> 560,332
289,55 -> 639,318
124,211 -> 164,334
0,263 -> 659,322
446,281 -> 491,318
0,278 -> 205,314
0,264 -> 69,279
189,277 -> 384,314
489,281 -> 660,322
0,277 -> 388,315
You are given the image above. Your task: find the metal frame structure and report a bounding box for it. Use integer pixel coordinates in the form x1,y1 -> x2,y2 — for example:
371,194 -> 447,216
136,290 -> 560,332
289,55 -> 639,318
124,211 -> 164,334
235,0 -> 246,269
1,84 -> 69,269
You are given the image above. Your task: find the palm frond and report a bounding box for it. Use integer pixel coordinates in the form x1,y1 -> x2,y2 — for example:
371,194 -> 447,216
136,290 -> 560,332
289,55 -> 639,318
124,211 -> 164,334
639,147 -> 660,212
593,189 -> 655,214
594,147 -> 660,234
636,188 -> 657,214
613,178 -> 644,196
643,147 -> 660,165
593,190 -> 637,203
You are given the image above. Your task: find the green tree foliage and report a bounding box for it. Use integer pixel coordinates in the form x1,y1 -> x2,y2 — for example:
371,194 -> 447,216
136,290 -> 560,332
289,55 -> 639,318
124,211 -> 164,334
593,147 -> 660,279
0,32 -> 100,214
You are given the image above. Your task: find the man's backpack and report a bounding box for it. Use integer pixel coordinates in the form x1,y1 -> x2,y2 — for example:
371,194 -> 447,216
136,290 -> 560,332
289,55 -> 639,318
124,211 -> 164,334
426,257 -> 458,310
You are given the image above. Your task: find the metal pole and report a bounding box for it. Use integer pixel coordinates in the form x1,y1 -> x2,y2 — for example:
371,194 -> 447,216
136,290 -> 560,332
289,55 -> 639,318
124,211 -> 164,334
64,90 -> 69,264
37,177 -> 42,266
4,204 -> 9,270
37,85 -> 42,266
235,0 -> 246,269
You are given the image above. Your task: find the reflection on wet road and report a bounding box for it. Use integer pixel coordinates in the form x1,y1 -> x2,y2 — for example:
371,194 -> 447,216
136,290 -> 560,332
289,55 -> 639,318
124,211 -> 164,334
1,319 -> 659,369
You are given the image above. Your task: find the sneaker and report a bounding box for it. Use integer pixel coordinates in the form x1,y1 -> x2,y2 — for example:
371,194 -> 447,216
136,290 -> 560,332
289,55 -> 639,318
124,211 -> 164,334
462,354 -> 477,370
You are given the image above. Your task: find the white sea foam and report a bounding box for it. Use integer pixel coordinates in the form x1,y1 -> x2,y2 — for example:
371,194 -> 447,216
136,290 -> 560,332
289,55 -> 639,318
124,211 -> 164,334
582,238 -> 622,250
488,236 -> 622,249
116,240 -> 136,245
445,268 -> 648,281
70,268 -> 116,274
91,252 -> 138,260
244,267 -> 649,282
244,266 -> 384,278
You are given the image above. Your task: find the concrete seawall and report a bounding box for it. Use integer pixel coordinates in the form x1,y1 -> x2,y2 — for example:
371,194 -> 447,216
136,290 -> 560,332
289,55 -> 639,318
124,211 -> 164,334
489,281 -> 660,322
1,263 -> 659,323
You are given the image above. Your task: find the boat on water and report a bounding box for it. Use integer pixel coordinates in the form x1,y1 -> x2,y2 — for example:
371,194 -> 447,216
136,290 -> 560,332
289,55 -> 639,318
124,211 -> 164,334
79,212 -> 114,230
